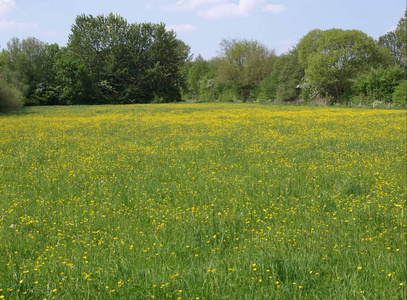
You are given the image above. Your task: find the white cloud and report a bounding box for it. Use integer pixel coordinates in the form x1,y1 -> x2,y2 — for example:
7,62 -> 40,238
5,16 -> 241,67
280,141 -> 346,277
168,23 -> 197,33
164,0 -> 288,19
198,0 -> 260,18
0,0 -> 15,15
170,0 -> 226,10
0,20 -> 38,30
264,3 -> 287,14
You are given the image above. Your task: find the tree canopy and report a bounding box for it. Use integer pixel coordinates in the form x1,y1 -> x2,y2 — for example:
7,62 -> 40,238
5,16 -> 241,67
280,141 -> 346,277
0,13 -> 190,106
0,10 -> 405,109
67,13 -> 190,104
217,39 -> 275,101
297,29 -> 389,100
379,10 -> 406,67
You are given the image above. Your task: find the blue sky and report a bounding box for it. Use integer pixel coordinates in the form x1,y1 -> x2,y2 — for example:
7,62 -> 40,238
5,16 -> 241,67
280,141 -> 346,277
0,0 -> 404,59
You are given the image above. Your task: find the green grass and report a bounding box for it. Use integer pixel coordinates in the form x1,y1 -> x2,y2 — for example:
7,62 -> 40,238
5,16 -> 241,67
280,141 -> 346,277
0,103 -> 406,299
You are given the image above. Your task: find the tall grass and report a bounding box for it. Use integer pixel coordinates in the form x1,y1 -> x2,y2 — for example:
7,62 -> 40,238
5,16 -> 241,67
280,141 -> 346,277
0,104 -> 405,299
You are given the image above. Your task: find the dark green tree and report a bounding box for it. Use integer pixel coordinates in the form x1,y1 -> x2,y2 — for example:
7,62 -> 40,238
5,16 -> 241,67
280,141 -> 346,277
270,49 -> 304,102
68,13 -> 130,103
67,14 -> 190,104
148,23 -> 191,102
54,48 -> 95,105
33,43 -> 63,105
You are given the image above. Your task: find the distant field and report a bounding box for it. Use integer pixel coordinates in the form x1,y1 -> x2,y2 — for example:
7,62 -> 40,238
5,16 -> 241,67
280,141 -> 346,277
0,104 -> 406,299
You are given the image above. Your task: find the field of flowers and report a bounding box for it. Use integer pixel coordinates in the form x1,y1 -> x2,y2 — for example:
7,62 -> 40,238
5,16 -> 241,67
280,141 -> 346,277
0,103 -> 406,299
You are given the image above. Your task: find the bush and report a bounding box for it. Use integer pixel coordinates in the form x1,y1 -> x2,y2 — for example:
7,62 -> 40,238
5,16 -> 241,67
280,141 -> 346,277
0,77 -> 24,112
351,67 -> 404,104
392,80 -> 407,106
272,51 -> 304,102
255,75 -> 276,102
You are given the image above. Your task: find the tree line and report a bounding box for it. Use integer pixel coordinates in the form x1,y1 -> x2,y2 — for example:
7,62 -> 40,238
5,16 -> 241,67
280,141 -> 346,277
0,14 -> 190,110
0,11 -> 405,111
185,11 -> 406,106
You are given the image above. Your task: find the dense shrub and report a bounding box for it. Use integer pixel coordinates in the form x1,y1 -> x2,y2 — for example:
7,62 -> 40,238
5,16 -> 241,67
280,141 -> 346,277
254,74 -> 276,101
351,67 -> 404,104
271,50 -> 303,102
392,80 -> 407,106
0,77 -> 24,112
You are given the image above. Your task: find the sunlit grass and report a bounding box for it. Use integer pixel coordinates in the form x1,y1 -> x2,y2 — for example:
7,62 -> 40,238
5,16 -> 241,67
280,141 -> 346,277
0,103 -> 406,299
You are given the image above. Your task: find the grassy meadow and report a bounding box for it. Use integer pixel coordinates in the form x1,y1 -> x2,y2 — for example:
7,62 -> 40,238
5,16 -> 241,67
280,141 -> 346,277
0,103 -> 406,299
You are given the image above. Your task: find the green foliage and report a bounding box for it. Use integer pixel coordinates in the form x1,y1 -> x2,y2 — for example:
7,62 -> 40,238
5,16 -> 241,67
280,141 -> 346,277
1,12 -> 405,106
215,84 -> 239,102
297,29 -> 323,69
185,55 -> 211,100
298,29 -> 389,102
198,75 -> 217,101
0,76 -> 24,112
67,14 -> 190,104
392,80 -> 407,106
398,12 -> 407,55
0,14 -> 191,106
68,13 -> 133,103
253,75 -> 276,101
378,10 -> 406,68
33,43 -> 64,105
379,31 -> 404,67
396,10 -> 407,65
0,38 -> 64,106
3,37 -> 47,104
183,56 -> 229,102
148,26 -> 191,102
270,50 -> 304,102
217,39 -> 275,101
352,66 -> 404,104
54,49 -> 95,105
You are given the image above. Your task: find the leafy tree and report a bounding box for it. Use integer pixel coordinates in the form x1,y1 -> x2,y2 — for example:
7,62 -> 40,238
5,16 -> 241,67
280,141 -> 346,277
270,49 -> 304,102
68,13 -> 131,103
54,48 -> 95,105
297,29 -> 323,69
67,14 -> 190,104
201,57 -> 225,101
148,24 -> 191,102
1,37 -> 47,104
217,39 -> 275,101
0,38 -> 65,105
254,75 -> 276,101
396,10 -> 407,61
33,43 -> 63,105
185,55 -> 211,100
378,11 -> 406,67
297,29 -> 389,101
254,49 -> 304,102
379,31 -> 404,67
